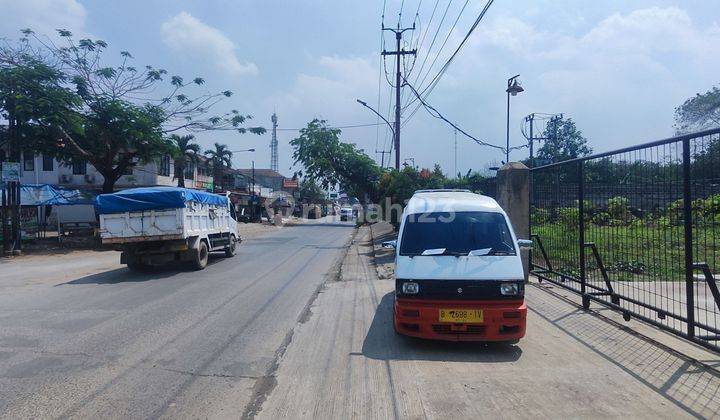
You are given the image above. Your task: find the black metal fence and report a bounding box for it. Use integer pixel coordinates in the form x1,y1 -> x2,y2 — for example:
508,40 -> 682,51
530,128 -> 720,352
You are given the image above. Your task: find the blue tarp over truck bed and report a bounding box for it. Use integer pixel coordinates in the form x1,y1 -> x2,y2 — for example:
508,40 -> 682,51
95,187 -> 228,215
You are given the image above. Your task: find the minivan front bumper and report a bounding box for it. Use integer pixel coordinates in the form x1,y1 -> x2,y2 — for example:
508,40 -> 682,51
394,297 -> 526,342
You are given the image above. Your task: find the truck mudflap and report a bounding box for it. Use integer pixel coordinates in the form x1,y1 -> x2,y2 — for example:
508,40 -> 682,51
393,297 -> 526,342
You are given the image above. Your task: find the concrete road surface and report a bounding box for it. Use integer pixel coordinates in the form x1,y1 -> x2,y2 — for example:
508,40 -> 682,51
0,218 -> 355,418
258,224 -> 720,419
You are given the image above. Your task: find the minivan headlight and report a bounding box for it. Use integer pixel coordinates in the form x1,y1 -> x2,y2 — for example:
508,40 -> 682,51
500,282 -> 519,296
402,282 -> 420,294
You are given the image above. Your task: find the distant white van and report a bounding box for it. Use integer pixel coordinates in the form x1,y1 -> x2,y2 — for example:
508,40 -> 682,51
383,189 -> 532,342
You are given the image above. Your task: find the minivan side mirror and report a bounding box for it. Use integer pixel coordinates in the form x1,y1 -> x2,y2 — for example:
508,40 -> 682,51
382,240 -> 397,249
517,239 -> 533,250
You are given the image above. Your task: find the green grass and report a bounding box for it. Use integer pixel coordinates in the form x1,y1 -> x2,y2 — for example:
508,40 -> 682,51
532,222 -> 720,282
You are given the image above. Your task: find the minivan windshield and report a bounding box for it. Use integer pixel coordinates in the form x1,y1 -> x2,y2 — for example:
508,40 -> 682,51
399,211 -> 516,256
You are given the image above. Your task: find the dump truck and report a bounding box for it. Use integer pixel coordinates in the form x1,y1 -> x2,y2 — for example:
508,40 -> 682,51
96,187 -> 240,271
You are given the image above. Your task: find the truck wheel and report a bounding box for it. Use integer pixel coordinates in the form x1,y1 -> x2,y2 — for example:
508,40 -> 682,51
193,241 -> 209,270
225,235 -> 238,257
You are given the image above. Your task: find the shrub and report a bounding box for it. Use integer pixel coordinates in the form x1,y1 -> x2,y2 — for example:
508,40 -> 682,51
607,260 -> 647,275
657,216 -> 672,229
705,195 -> 720,216
558,207 -> 579,229
665,198 -> 684,225
531,207 -> 550,225
607,196 -> 631,224
592,211 -> 611,225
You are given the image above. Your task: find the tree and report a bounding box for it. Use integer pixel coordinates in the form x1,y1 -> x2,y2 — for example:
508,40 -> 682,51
536,117 -> 591,163
168,134 -> 200,188
9,29 -> 265,192
205,143 -> 233,192
0,44 -> 78,161
297,178 -> 327,204
376,165 -> 452,228
675,86 -> 720,134
444,169 -> 491,193
290,119 -> 381,202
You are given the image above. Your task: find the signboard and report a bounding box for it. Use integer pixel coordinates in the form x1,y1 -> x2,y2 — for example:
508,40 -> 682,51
1,162 -> 21,182
283,179 -> 299,189
195,180 -> 214,191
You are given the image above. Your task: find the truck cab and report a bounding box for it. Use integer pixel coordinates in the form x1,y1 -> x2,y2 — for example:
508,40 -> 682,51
384,190 -> 532,342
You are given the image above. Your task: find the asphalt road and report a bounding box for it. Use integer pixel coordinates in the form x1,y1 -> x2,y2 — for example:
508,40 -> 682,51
0,218 -> 355,419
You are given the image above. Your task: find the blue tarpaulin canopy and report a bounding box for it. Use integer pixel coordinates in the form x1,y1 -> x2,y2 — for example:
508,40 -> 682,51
95,186 -> 228,214
18,184 -> 94,206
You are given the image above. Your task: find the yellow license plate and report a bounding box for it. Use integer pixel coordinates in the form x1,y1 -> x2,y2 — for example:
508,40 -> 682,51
439,309 -> 484,323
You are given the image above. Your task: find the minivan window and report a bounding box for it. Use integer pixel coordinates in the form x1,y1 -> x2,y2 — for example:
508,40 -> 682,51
399,211 -> 516,256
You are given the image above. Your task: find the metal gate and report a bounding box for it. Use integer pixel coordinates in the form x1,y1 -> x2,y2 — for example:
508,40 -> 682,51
530,128 -> 720,352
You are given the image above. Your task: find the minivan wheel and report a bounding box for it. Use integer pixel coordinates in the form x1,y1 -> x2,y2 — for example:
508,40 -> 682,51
193,241 -> 209,270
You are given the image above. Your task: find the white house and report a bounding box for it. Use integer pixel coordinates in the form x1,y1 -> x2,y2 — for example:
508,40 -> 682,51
17,152 -> 214,192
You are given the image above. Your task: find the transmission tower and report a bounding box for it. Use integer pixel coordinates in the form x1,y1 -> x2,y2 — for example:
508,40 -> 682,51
270,113 -> 278,172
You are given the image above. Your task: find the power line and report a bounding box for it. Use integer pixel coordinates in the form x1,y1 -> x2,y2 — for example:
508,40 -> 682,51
403,79 -> 506,152
413,0 -> 470,97
400,0 -> 424,78
275,122 -> 385,132
407,0 -> 453,98
375,6 -> 386,166
403,0 -> 495,125
400,0 -> 438,106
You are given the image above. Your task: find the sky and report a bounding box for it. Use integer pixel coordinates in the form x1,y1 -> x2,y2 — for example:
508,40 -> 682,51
0,0 -> 718,176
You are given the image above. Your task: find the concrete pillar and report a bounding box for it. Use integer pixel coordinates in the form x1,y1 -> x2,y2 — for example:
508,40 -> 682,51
496,162 -> 530,281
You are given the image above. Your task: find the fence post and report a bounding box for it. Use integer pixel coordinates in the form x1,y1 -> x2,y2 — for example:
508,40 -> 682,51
496,162 -> 530,281
682,138 -> 695,339
578,162 -> 588,310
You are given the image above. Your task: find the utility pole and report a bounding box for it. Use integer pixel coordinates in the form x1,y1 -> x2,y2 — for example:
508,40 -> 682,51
375,150 -> 390,168
526,113 -> 535,168
270,113 -> 278,172
549,113 -> 563,163
251,160 -> 256,221
382,24 -> 416,170
454,129 -> 458,177
525,112 -> 563,167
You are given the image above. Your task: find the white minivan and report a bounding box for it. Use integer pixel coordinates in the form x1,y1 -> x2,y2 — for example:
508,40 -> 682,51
383,189 -> 532,341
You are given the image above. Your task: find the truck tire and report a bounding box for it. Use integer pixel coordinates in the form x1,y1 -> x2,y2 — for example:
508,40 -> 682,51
193,240 -> 209,270
225,235 -> 238,257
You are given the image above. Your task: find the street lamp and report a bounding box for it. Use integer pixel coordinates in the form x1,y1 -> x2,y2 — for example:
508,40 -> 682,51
356,99 -> 396,168
505,74 -> 524,163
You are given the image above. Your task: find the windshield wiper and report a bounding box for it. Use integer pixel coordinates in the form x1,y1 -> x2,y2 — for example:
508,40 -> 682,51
421,248 -> 446,256
467,247 -> 515,256
467,248 -> 493,256
417,248 -> 465,256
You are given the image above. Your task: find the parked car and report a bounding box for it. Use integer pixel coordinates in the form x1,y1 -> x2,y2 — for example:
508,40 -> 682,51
339,206 -> 354,221
383,189 -> 532,342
